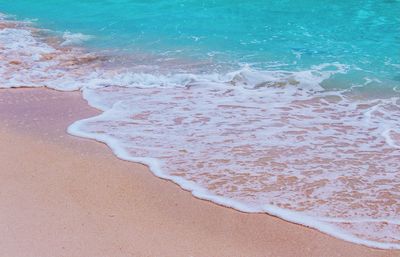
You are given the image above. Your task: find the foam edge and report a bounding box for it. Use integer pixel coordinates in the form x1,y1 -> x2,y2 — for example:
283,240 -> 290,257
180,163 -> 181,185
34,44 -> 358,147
67,116 -> 400,250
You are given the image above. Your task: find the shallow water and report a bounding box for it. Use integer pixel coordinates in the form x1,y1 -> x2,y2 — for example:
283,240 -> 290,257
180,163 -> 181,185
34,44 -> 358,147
1,0 -> 399,88
0,1 -> 399,249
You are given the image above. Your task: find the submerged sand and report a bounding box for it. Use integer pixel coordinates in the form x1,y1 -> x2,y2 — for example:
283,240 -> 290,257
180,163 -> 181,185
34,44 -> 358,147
0,88 -> 398,257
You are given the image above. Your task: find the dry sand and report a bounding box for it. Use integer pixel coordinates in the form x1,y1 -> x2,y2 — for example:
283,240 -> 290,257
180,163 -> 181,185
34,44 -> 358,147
0,88 -> 399,257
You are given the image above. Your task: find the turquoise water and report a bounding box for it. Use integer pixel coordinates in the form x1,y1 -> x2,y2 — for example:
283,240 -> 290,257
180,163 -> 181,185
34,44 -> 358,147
1,1 -> 400,249
1,0 -> 399,89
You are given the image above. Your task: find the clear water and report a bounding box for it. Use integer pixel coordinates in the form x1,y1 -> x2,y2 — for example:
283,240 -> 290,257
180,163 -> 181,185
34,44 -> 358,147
1,0 -> 400,249
1,0 -> 399,88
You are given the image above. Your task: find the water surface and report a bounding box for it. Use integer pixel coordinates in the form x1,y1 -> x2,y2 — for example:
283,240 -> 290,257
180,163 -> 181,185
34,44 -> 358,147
0,0 -> 399,249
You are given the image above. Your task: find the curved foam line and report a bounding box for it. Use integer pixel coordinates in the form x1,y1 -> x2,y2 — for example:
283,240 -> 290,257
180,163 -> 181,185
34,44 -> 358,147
68,116 -> 400,250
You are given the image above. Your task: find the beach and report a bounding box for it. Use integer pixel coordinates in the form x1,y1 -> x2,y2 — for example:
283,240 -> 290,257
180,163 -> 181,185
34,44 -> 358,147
0,87 -> 399,256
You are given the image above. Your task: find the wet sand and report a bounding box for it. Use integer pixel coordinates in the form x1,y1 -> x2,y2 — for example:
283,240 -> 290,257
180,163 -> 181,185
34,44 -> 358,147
0,88 -> 399,257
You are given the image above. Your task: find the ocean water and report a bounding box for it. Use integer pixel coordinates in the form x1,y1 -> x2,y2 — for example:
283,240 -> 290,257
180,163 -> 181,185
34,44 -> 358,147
0,0 -> 399,249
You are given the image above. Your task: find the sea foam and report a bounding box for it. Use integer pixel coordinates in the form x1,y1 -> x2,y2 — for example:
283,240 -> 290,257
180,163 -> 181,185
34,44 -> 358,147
61,31 -> 93,46
0,16 -> 399,249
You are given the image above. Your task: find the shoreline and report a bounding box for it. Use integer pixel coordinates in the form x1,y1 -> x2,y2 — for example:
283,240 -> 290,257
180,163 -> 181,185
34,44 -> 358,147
67,91 -> 400,250
0,87 -> 399,256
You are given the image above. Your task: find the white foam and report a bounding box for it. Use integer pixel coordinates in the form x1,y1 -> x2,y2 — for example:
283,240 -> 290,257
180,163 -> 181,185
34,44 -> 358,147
383,129 -> 400,149
1,18 -> 400,249
67,84 -> 400,248
61,31 -> 93,46
68,115 -> 400,250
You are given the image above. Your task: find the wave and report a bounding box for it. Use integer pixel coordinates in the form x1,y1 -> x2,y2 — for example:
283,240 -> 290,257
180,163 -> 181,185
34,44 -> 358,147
1,14 -> 399,249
